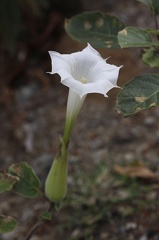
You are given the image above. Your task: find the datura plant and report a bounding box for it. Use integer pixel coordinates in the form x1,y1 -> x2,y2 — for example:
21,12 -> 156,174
1,1 -> 159,239
45,43 -> 122,203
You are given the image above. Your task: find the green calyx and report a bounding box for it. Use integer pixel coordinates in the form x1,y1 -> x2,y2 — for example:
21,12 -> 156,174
45,137 -> 68,203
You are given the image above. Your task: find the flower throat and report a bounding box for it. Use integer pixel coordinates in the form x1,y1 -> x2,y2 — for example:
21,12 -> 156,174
81,77 -> 87,84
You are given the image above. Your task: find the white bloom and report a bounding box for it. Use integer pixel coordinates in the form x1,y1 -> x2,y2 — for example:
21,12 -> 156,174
46,44 -> 122,202
48,44 -> 122,141
49,43 -> 121,98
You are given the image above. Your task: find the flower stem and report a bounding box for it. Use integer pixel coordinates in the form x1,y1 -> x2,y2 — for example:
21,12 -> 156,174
63,117 -> 74,147
23,221 -> 43,240
23,203 -> 54,240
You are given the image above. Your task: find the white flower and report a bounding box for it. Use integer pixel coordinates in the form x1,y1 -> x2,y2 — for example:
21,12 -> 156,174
46,44 -> 122,202
49,43 -> 121,98
48,44 -> 122,141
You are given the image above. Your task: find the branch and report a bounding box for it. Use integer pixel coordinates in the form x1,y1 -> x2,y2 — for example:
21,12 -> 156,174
23,221 -> 43,240
23,202 -> 54,240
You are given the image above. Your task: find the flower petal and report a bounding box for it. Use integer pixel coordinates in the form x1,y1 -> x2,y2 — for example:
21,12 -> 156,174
82,43 -> 101,57
62,76 -> 84,97
82,79 -> 119,97
88,59 -> 122,84
62,77 -> 118,98
48,51 -> 72,75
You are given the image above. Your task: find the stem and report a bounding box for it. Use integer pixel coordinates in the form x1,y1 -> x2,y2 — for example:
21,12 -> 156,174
23,202 -> 54,240
63,117 -> 74,147
23,221 -> 43,240
154,15 -> 159,40
154,15 -> 159,30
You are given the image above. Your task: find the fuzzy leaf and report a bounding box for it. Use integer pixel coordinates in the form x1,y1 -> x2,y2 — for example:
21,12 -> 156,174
8,162 -> 42,198
116,74 -> 159,117
118,27 -> 159,48
0,215 -> 17,233
65,11 -> 125,48
0,171 -> 19,194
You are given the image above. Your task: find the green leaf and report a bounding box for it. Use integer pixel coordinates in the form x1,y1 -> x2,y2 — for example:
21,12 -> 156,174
146,28 -> 159,36
0,171 -> 19,194
118,27 -> 159,48
142,47 -> 159,67
65,11 -> 125,48
8,162 -> 42,198
0,215 -> 17,233
39,211 -> 52,221
137,0 -> 159,16
116,74 -> 159,117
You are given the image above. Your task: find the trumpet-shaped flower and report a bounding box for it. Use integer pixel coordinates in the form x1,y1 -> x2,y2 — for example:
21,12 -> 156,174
49,44 -> 122,142
45,44 -> 122,203
49,43 -> 121,98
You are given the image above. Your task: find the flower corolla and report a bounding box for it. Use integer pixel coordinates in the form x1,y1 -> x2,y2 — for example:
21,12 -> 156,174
48,44 -> 122,141
49,43 -> 122,98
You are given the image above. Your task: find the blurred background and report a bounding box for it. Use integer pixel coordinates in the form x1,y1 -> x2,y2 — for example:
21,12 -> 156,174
0,1 -> 159,240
